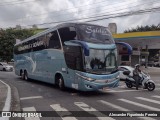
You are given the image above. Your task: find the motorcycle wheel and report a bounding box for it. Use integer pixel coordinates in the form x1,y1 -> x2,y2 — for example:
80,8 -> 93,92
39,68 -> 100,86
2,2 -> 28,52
126,82 -> 133,88
147,82 -> 155,91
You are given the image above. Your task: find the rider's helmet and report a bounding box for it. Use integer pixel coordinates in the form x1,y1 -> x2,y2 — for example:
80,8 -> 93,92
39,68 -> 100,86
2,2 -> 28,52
135,64 -> 140,68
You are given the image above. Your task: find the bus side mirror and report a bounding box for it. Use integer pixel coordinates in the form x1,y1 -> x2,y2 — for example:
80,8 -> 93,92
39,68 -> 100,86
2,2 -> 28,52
116,42 -> 132,55
64,40 -> 90,56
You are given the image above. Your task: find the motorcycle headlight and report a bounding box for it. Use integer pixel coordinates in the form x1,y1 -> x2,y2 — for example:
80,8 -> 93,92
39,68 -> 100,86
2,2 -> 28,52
116,75 -> 120,79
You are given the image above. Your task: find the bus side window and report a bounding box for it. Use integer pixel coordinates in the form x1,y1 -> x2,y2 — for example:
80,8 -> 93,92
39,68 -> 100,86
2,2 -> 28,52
48,31 -> 61,49
58,27 -> 77,45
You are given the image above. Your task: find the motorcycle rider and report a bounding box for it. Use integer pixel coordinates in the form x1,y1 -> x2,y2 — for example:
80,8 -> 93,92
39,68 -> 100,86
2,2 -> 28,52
133,64 -> 141,90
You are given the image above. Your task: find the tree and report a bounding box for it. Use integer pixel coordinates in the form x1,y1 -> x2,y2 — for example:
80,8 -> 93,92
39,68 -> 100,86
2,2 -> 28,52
0,28 -> 35,62
124,24 -> 160,33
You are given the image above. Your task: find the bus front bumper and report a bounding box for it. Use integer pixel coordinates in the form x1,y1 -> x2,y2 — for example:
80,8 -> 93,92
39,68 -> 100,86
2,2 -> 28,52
82,79 -> 119,91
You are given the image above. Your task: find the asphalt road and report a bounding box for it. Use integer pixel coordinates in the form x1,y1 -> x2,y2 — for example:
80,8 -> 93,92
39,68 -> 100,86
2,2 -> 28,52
0,71 -> 160,120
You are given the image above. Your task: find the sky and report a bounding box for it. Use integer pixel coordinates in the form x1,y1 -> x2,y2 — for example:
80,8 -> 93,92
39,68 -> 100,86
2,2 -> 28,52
0,0 -> 160,33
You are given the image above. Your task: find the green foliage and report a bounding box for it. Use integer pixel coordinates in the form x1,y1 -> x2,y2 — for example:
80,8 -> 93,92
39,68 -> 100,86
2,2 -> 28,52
124,24 -> 160,33
0,28 -> 36,62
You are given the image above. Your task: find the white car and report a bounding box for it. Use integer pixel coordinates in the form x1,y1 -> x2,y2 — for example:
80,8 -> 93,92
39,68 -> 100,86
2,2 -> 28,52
118,66 -> 134,80
0,62 -> 14,71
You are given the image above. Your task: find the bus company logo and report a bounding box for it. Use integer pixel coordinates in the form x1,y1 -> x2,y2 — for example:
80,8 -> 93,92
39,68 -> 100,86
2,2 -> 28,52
18,44 -> 32,51
2,112 -> 11,117
17,33 -> 52,52
85,26 -> 110,35
18,41 -> 43,51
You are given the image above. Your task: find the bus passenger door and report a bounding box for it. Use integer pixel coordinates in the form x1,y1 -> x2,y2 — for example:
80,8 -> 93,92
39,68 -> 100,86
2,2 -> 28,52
58,26 -> 78,88
63,45 -> 83,89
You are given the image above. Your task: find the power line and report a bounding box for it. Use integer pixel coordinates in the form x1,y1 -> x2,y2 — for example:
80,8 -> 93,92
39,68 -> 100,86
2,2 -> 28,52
85,7 -> 160,23
23,1 -> 160,26
19,0 -> 159,22
0,0 -> 42,6
20,0 -> 128,19
1,0 -> 160,28
0,0 -> 26,4
76,3 -> 160,22
1,0 -> 158,22
0,0 -> 128,22
25,6 -> 160,27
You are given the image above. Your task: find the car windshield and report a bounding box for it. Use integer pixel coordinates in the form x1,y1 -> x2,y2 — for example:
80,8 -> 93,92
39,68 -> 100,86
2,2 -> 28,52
76,24 -> 114,44
126,66 -> 134,70
119,66 -> 134,71
84,49 -> 117,74
1,63 -> 7,66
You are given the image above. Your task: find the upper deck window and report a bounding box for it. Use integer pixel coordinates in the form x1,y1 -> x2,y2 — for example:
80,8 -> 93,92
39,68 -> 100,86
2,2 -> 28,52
48,31 -> 61,49
76,24 -> 114,44
58,27 -> 77,45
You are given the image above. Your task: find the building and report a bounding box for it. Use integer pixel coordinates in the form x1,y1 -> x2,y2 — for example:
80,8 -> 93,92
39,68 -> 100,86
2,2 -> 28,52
113,31 -> 160,66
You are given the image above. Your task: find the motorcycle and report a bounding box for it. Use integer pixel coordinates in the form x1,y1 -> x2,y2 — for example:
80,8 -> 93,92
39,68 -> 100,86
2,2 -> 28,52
123,71 -> 155,91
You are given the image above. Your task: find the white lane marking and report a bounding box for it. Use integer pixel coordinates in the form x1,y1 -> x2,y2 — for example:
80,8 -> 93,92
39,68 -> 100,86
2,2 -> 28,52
106,89 -> 143,93
99,100 -> 155,120
136,97 -> 160,105
105,88 -> 160,93
50,104 -> 69,111
50,104 -> 77,120
74,102 -> 115,120
152,95 -> 160,99
99,100 -> 128,111
0,80 -> 11,112
118,99 -> 160,111
20,96 -> 43,100
156,84 -> 160,86
22,107 -> 40,120
118,85 -> 126,88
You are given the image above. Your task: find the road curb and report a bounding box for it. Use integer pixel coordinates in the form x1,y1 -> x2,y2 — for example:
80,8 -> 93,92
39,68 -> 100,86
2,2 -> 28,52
0,80 -> 11,111
0,79 -> 23,120
10,84 -> 23,120
0,79 -> 11,120
10,84 -> 21,111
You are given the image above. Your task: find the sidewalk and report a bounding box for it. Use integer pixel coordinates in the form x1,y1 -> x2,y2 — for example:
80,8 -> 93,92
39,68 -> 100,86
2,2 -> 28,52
0,81 -> 8,111
141,66 -> 160,75
0,80 -> 21,120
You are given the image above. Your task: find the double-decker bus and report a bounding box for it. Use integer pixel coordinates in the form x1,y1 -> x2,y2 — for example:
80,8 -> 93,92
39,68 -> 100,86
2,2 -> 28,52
14,23 -> 131,91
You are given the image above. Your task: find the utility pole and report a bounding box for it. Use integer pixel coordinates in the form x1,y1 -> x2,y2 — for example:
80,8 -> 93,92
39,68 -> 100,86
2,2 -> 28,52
145,45 -> 148,68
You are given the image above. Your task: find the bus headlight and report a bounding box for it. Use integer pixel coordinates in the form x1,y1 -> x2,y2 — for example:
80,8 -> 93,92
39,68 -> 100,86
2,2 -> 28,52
85,77 -> 95,81
76,73 -> 95,81
94,80 -> 108,83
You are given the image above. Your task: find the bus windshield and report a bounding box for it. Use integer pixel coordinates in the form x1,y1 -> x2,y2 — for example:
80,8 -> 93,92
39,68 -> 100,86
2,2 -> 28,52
77,24 -> 114,44
85,49 -> 117,74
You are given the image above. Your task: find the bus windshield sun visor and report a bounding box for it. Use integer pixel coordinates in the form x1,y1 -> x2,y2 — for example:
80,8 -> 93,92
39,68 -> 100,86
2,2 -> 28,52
64,40 -> 90,56
115,42 -> 132,55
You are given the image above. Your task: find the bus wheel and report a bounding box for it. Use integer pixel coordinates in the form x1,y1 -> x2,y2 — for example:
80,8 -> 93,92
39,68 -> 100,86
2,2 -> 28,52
58,77 -> 65,90
24,70 -> 28,80
20,70 -> 24,80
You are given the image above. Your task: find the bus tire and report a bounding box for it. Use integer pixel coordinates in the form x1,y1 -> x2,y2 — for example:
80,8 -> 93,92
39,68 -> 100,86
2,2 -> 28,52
24,70 -> 29,80
20,70 -> 24,80
58,76 -> 65,90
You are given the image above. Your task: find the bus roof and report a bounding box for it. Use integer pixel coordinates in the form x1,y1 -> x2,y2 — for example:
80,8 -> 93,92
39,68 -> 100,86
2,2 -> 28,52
15,22 -> 108,46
